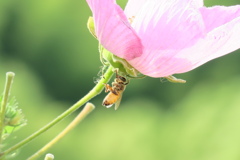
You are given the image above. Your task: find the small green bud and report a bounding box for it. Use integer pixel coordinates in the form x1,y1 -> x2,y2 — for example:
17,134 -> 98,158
0,96 -> 26,138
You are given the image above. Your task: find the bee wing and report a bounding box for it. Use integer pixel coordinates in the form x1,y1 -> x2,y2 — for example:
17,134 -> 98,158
114,93 -> 123,110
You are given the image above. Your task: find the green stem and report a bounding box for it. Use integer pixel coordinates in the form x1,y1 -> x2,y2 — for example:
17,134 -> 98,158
27,103 -> 95,160
0,72 -> 15,145
0,66 -> 114,157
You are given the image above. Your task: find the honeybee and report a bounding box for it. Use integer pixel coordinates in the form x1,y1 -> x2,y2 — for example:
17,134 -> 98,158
102,74 -> 129,110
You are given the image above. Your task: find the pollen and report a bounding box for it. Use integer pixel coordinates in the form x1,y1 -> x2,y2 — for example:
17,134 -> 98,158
128,16 -> 135,24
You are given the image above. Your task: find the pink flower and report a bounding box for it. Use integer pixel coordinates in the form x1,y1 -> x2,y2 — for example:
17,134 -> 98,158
86,0 -> 240,77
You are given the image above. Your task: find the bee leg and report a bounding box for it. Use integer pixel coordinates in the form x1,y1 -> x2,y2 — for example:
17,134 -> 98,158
113,68 -> 119,76
104,84 -> 113,93
104,83 -> 118,95
115,69 -> 123,81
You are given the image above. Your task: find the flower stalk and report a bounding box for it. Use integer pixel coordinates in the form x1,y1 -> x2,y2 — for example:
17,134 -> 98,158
0,72 -> 15,145
27,103 -> 95,160
0,66 -> 114,158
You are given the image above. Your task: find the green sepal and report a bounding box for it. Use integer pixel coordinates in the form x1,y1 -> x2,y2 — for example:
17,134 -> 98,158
99,45 -> 145,79
165,75 -> 186,83
87,16 -> 97,39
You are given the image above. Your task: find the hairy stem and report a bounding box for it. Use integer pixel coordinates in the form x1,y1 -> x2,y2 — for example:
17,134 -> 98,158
0,66 -> 113,157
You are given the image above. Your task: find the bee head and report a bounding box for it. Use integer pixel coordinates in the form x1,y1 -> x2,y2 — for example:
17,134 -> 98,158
116,75 -> 129,85
119,76 -> 126,82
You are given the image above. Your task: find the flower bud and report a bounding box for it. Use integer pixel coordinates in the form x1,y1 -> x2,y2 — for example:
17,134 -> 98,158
0,96 -> 26,137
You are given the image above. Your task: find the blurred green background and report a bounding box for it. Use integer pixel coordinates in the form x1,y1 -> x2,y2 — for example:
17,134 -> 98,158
1,0 -> 240,159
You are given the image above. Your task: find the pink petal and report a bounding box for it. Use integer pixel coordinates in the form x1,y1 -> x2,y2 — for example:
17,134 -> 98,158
179,16 -> 240,72
129,5 -> 240,77
125,0 -> 204,18
191,0 -> 203,8
86,0 -> 143,60
127,0 -> 206,77
200,5 -> 240,33
131,0 -> 205,51
172,6 -> 240,74
124,0 -> 149,18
